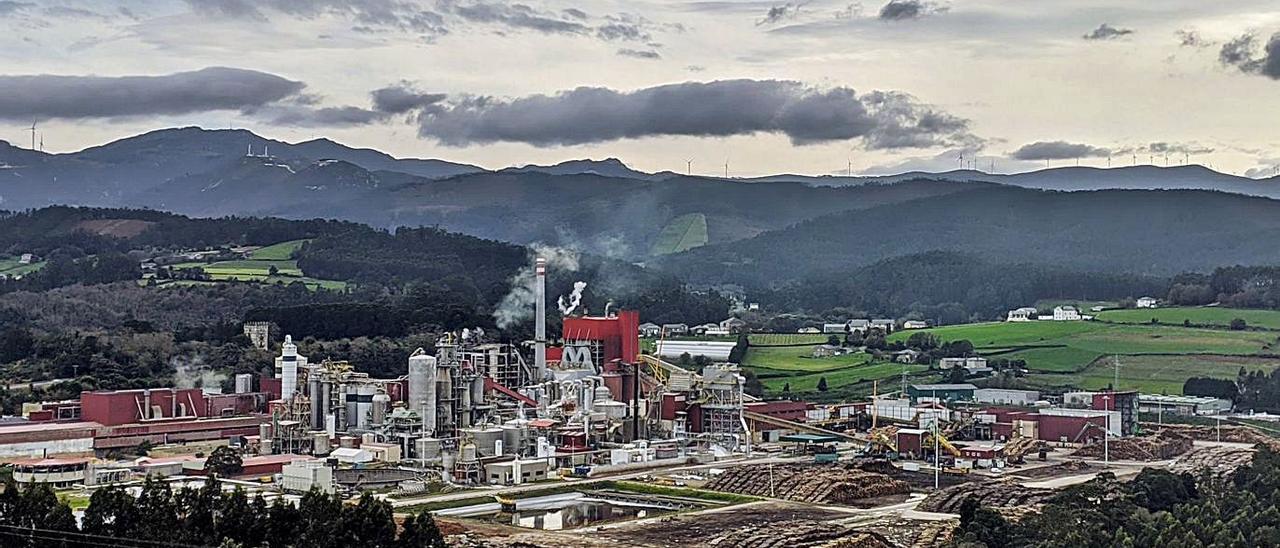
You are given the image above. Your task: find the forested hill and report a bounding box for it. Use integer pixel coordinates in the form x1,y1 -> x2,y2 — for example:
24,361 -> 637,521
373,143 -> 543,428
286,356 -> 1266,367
656,186 -> 1280,285
0,207 -> 730,332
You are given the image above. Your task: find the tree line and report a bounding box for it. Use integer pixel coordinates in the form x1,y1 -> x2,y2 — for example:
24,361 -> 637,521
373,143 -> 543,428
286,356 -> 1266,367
952,448 -> 1280,547
0,477 -> 446,548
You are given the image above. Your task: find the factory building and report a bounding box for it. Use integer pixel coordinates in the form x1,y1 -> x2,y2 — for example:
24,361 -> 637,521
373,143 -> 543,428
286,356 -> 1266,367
1138,394 -> 1232,416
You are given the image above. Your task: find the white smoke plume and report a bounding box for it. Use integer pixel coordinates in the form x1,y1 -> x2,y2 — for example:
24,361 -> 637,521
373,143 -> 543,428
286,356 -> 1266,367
558,281 -> 588,315
493,244 -> 580,329
172,356 -> 229,392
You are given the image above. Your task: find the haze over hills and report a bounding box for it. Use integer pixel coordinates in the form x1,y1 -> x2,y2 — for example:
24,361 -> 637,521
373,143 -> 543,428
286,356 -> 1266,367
657,185 -> 1280,285
5,127 -> 1280,270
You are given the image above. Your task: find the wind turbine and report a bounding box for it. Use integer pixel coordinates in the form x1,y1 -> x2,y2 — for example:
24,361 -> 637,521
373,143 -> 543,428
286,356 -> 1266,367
685,159 -> 693,175
724,158 -> 729,178
29,120 -> 37,151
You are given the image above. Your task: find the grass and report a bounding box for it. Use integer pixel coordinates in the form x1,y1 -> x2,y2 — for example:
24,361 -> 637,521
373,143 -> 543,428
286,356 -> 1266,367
749,333 -> 832,346
0,257 -> 46,278
649,213 -> 709,255
759,362 -> 929,392
165,240 -> 344,291
742,346 -> 871,372
889,320 -> 1278,374
1026,354 -> 1280,394
249,239 -> 309,260
1096,307 -> 1280,331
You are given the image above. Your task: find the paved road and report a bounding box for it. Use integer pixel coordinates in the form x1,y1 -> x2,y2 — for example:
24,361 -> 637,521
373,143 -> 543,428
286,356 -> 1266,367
389,453 -> 804,509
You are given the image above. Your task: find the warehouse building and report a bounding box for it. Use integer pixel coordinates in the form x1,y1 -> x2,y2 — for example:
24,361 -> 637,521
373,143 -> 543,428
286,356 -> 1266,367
974,389 -> 1041,406
1138,394 -> 1232,416
907,384 -> 977,404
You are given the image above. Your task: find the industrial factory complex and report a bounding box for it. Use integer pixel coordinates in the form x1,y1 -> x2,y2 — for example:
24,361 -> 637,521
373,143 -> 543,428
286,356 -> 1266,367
0,258 -> 1269,546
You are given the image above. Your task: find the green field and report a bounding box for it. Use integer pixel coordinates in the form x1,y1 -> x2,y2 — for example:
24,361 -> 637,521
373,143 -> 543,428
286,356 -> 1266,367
1028,354 -> 1280,394
758,361 -> 929,392
1096,307 -> 1280,330
650,213 -> 709,255
0,257 -> 46,278
249,239 -> 308,260
890,321 -> 1276,371
743,346 -> 872,373
167,240 -> 344,290
748,333 -> 831,346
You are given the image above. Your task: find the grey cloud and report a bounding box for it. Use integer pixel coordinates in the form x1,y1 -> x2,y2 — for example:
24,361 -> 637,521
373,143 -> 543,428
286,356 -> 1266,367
371,82 -> 447,113
441,0 -> 588,35
187,0 -> 447,35
413,79 -> 975,149
617,48 -> 661,60
1011,141 -> 1110,161
266,105 -> 386,127
0,1 -> 31,16
758,3 -> 807,26
1219,32 -> 1280,79
563,8 -> 587,20
0,67 -> 304,121
878,0 -> 939,21
1083,23 -> 1133,41
1145,142 -> 1213,155
1177,29 -> 1212,49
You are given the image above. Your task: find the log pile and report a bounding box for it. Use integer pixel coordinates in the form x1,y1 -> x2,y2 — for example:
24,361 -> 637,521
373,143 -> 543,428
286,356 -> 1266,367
1142,423 -> 1280,451
709,522 -> 893,548
704,463 -> 910,504
916,480 -> 1053,514
1171,446 -> 1256,480
1071,432 -> 1192,460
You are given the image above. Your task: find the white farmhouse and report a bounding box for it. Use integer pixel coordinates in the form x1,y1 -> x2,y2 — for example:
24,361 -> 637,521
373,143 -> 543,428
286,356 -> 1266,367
1052,306 -> 1081,321
1136,297 -> 1159,309
1006,307 -> 1038,322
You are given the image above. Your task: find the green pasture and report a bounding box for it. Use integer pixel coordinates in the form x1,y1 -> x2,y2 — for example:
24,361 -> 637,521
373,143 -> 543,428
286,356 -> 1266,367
650,213 -> 709,255
1096,307 -> 1280,331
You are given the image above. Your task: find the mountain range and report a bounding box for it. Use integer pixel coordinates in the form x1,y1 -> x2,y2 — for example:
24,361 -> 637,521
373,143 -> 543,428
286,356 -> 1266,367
5,126 -> 1280,285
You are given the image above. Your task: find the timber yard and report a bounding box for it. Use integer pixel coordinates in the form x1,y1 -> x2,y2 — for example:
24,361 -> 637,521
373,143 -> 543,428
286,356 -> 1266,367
1,258 -> 1275,548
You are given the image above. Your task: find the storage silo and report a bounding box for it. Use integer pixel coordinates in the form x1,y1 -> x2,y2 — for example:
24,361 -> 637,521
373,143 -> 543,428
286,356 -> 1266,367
408,349 -> 437,434
355,384 -> 377,429
371,393 -> 391,427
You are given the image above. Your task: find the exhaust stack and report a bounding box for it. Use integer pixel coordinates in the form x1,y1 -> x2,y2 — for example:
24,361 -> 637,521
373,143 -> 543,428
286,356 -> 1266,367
535,257 -> 547,381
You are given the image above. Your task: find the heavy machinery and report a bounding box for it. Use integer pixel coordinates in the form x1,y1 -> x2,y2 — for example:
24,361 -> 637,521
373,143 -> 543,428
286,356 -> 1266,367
861,426 -> 899,460
1004,434 -> 1047,464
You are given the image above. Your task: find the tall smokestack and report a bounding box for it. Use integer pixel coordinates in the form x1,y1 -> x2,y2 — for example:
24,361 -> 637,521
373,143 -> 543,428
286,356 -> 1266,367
535,257 -> 547,381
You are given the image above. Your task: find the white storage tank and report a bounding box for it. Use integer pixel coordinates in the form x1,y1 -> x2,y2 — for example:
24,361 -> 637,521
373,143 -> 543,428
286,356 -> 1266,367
312,432 -> 331,455
371,393 -> 391,426
468,427 -> 504,457
415,437 -> 442,460
408,349 -> 437,433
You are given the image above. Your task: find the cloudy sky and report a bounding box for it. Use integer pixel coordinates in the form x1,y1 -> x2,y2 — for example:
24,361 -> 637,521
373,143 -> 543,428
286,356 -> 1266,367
2,0 -> 1280,177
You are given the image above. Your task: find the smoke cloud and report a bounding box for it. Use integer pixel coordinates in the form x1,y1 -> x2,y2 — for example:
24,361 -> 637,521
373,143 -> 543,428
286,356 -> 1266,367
492,244 -> 580,329
558,281 -> 588,315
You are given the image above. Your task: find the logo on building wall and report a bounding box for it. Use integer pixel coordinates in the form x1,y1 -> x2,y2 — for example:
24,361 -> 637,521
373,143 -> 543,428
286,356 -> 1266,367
562,345 -> 595,369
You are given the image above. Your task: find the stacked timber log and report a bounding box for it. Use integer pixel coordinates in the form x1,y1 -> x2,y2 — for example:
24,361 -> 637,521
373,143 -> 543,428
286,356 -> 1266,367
916,480 -> 1053,514
704,463 -> 909,504
1171,446 -> 1256,480
1071,431 -> 1192,460
709,522 -> 893,548
1142,423 -> 1280,451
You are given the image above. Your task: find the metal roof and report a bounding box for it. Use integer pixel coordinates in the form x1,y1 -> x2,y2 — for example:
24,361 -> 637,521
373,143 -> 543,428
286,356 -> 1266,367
778,433 -> 840,444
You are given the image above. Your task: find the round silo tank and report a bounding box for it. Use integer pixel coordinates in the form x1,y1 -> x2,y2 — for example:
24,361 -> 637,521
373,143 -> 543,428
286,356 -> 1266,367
415,437 -> 442,460
599,401 -> 628,420
312,432 -> 331,455
371,393 -> 391,426
472,427 -> 504,457
259,423 -> 272,439
594,385 -> 612,403
408,349 -> 436,431
354,384 -> 377,429
461,443 -> 478,462
502,425 -> 525,455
